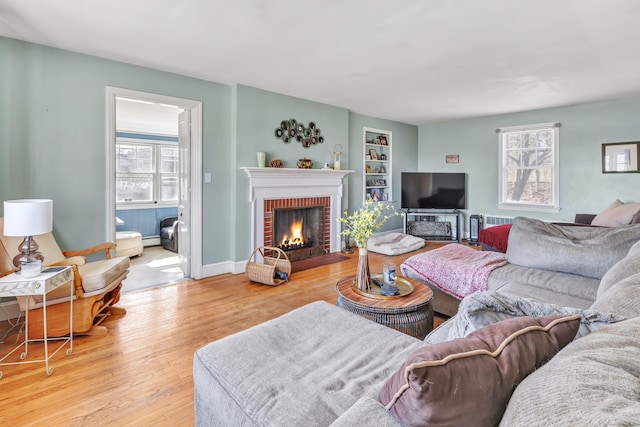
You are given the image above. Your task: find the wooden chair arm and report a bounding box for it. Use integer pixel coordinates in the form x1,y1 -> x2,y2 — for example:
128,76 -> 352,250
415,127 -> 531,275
52,256 -> 87,267
63,242 -> 116,260
71,264 -> 84,298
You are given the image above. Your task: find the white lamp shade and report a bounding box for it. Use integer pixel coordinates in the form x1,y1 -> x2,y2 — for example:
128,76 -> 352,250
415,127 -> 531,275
3,199 -> 53,237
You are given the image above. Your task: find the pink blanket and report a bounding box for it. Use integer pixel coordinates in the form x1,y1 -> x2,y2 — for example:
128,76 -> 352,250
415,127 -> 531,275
401,244 -> 507,299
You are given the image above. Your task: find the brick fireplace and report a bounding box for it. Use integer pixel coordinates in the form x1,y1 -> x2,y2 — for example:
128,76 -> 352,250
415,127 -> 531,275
265,197 -> 330,261
242,167 -> 353,258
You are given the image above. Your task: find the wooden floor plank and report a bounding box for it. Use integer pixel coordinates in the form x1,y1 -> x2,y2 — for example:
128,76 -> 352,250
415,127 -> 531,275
0,243 -> 449,426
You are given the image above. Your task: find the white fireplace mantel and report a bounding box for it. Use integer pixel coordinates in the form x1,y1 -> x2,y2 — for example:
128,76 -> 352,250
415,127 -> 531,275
241,167 -> 354,253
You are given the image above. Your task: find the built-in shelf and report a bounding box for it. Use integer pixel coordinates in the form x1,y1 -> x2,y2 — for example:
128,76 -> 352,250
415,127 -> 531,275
363,127 -> 392,203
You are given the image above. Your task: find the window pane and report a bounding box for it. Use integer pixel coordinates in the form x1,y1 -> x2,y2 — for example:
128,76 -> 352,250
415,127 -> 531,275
160,146 -> 179,173
505,133 -> 522,150
116,176 -> 153,202
160,176 -> 179,201
505,167 -> 553,204
116,144 -> 153,173
536,148 -> 553,167
505,149 -> 521,168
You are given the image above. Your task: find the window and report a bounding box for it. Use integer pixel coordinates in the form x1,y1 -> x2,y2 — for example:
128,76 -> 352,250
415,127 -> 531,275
116,138 -> 179,205
498,122 -> 559,212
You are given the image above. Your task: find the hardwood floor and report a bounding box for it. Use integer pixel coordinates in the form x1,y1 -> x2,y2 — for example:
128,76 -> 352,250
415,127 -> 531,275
0,243 -> 448,426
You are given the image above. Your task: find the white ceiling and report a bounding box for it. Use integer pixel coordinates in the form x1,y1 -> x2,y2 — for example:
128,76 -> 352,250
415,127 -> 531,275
2,0 -> 640,125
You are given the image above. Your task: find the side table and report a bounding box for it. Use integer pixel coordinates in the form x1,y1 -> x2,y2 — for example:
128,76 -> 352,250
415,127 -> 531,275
335,275 -> 434,339
0,266 -> 74,378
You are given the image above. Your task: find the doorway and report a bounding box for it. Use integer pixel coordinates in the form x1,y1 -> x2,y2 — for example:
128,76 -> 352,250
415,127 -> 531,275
105,87 -> 204,287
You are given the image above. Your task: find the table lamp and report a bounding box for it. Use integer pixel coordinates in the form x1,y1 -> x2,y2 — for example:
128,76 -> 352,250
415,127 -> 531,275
3,199 -> 53,271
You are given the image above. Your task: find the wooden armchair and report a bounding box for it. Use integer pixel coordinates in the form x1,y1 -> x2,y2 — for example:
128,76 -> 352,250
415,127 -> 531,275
0,218 -> 129,338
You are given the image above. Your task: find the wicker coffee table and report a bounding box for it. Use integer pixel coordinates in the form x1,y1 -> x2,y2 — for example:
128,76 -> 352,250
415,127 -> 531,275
335,275 -> 434,339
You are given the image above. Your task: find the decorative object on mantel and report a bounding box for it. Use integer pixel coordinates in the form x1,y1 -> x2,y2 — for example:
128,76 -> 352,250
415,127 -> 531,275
333,144 -> 343,170
297,158 -> 313,169
274,118 -> 324,148
337,199 -> 399,292
269,159 -> 283,168
256,152 -> 266,167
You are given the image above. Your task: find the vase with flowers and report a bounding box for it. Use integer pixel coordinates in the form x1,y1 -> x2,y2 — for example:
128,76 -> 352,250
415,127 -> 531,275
337,199 -> 399,292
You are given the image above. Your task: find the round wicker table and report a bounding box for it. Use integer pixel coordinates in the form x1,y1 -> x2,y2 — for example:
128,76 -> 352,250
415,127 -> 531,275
335,275 -> 434,339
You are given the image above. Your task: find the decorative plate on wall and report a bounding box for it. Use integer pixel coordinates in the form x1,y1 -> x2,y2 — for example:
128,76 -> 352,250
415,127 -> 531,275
274,118 -> 325,148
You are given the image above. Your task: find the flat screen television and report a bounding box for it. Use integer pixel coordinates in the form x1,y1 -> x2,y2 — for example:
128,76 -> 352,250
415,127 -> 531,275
401,172 -> 466,210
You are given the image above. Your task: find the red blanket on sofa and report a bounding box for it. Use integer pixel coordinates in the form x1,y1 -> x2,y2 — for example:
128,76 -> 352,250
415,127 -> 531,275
401,244 -> 507,299
479,224 -> 512,253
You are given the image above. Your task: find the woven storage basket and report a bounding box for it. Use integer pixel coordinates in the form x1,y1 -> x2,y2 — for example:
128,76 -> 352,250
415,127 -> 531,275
245,246 -> 292,286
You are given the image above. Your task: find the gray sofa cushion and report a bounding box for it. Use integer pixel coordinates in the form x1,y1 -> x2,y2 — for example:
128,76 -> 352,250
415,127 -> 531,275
591,272 -> 640,319
329,397 -> 403,427
447,291 -> 625,341
506,217 -> 640,279
193,301 -> 423,427
487,263 -> 600,307
500,317 -> 640,427
597,240 -> 640,297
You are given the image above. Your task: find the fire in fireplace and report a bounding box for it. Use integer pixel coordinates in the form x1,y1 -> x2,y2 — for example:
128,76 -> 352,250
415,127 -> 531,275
273,205 -> 325,261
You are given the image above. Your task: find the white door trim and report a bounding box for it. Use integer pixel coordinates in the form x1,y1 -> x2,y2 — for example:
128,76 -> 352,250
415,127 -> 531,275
105,87 -> 203,279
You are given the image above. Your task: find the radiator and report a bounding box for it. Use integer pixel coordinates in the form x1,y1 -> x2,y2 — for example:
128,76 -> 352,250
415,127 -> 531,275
483,215 -> 515,228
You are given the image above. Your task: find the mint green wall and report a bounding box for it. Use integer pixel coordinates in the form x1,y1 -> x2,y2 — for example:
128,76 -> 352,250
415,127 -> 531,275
348,113 -> 419,231
232,85 -> 350,259
0,36 -> 232,264
0,36 -> 418,266
419,97 -> 640,231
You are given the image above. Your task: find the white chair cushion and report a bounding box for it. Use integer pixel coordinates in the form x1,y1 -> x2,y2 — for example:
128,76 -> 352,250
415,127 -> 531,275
367,232 -> 425,256
79,256 -> 130,294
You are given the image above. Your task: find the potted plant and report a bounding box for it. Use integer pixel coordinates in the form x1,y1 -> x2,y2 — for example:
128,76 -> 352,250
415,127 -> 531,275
337,199 -> 399,291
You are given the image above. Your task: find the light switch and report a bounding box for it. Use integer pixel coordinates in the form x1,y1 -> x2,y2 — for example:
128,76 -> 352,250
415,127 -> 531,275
204,172 -> 212,183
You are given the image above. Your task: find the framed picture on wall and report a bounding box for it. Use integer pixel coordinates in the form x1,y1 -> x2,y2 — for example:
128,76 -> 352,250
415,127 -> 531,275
445,154 -> 460,164
602,142 -> 640,173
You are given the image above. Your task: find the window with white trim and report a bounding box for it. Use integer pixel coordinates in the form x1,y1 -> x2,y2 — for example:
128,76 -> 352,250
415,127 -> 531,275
116,137 -> 178,206
498,122 -> 560,212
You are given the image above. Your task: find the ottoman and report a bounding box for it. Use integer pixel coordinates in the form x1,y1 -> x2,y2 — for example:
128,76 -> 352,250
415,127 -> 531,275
115,231 -> 143,258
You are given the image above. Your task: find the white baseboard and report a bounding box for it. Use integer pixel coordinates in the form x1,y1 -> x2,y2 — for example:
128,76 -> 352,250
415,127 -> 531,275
142,237 -> 160,247
200,260 -> 247,278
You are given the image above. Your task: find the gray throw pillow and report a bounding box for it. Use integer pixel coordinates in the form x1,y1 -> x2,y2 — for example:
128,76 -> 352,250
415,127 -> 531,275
597,240 -> 640,297
592,272 -> 640,319
506,217 -> 640,279
448,290 -> 625,341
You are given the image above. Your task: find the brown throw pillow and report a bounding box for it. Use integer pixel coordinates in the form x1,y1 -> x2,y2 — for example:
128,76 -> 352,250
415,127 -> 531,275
377,315 -> 581,427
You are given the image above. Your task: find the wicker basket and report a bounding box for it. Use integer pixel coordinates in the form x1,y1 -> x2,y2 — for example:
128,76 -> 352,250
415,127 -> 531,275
245,246 -> 292,286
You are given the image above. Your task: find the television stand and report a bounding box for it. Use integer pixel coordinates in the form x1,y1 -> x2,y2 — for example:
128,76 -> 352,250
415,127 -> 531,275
402,210 -> 462,243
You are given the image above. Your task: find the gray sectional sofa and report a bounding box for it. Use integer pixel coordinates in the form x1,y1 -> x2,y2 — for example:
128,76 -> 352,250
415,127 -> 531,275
193,217 -> 640,426
404,216 -> 640,316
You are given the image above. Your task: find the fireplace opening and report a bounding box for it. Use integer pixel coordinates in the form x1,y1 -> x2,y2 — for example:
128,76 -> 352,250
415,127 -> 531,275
273,205 -> 325,261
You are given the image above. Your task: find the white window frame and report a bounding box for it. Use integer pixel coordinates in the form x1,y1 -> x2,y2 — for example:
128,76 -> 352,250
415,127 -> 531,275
498,122 -> 560,213
116,136 -> 179,209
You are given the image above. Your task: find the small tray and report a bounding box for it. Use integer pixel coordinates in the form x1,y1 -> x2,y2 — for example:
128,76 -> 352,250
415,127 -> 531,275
352,274 -> 414,299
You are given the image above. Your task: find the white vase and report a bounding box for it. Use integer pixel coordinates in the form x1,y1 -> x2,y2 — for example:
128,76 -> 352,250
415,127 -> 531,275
256,152 -> 266,167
